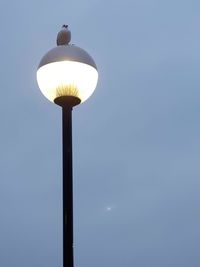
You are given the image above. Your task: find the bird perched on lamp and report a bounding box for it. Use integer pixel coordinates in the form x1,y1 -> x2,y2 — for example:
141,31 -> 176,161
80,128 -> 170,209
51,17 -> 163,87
57,25 -> 71,45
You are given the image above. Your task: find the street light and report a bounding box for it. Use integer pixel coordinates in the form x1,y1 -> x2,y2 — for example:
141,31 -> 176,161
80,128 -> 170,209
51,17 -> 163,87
36,25 -> 98,267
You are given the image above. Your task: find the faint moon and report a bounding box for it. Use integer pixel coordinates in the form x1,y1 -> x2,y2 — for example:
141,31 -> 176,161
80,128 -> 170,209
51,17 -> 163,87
105,205 -> 114,212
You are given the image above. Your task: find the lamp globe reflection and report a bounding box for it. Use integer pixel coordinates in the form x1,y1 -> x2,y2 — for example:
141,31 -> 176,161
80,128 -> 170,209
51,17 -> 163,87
37,25 -> 98,105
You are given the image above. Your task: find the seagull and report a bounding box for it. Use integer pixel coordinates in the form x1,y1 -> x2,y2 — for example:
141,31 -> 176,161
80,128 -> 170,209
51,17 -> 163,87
57,25 -> 71,45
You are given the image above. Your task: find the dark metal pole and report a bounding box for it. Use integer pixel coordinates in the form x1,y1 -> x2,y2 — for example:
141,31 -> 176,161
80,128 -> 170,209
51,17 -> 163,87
55,95 -> 80,267
62,105 -> 74,267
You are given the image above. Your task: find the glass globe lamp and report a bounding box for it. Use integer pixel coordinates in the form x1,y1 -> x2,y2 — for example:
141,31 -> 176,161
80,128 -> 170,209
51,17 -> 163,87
37,25 -> 98,106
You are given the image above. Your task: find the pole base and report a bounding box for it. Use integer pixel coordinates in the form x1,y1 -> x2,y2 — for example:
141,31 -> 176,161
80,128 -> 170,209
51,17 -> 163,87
54,96 -> 81,107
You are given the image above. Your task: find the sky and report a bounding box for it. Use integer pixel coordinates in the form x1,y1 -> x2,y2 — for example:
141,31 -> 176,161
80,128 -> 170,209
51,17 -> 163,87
0,0 -> 200,266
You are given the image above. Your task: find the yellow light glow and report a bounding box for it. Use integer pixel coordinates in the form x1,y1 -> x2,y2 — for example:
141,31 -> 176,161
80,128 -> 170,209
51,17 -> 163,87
37,61 -> 98,103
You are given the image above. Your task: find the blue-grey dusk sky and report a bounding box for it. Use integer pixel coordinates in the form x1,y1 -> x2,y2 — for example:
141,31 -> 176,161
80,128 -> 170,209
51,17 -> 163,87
0,0 -> 200,266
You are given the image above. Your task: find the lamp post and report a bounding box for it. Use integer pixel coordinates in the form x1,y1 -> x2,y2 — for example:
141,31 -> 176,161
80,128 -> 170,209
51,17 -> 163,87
36,25 -> 98,267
